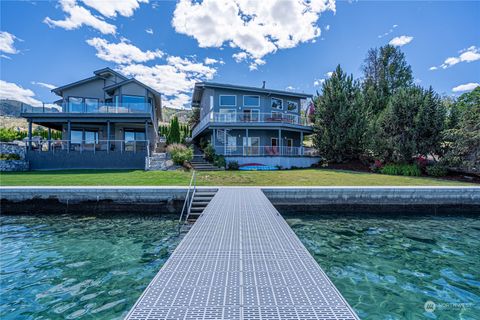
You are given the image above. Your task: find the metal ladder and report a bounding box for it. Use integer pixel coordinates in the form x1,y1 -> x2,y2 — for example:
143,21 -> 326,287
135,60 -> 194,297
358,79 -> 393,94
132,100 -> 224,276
178,171 -> 217,231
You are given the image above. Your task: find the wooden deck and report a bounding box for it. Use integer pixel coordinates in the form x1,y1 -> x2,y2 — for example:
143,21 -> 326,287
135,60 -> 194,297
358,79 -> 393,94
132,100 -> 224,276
126,188 -> 359,320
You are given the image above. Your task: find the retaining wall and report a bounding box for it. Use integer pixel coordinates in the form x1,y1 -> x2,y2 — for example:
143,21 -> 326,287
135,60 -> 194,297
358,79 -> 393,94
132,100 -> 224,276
1,186 -> 479,215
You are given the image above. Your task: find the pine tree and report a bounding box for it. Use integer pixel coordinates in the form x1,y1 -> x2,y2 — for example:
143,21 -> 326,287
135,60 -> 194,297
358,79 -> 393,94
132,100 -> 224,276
167,116 -> 181,144
313,65 -> 368,163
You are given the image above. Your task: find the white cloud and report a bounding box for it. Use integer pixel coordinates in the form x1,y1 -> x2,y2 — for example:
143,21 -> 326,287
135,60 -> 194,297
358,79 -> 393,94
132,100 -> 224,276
431,46 -> 480,70
314,79 -> 325,86
389,35 -> 413,47
249,58 -> 266,71
1,54 -> 12,60
44,0 -> 116,35
429,66 -> 438,71
81,0 -> 147,18
172,0 -> 335,67
325,24 -> 330,31
0,80 -> 42,106
452,82 -> 479,93
204,57 -> 224,65
116,56 -> 217,109
31,81 -> 57,90
378,24 -> 398,39
326,71 -> 333,78
232,52 -> 248,63
86,37 -> 164,64
285,86 -> 295,91
0,31 -> 19,54
145,28 -> 153,35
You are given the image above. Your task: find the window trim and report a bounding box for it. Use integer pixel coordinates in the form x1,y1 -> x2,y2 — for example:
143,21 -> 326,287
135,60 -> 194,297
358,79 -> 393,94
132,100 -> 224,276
219,95 -> 237,107
243,95 -> 260,107
286,100 -> 299,113
271,97 -> 283,110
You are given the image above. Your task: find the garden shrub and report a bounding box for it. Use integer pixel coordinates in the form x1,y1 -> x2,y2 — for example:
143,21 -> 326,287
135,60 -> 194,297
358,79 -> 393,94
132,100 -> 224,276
167,143 -> 193,165
199,137 -> 209,151
0,153 -> 21,160
227,161 -> 239,170
203,143 -> 215,162
380,163 -> 421,176
214,155 -> 226,168
426,165 -> 448,177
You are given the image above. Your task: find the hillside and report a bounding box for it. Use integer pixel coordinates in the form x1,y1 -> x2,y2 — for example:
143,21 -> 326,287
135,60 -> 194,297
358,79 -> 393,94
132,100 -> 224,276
162,107 -> 192,124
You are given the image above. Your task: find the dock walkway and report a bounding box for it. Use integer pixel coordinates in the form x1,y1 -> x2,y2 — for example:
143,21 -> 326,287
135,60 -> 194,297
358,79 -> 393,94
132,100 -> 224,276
126,188 -> 359,320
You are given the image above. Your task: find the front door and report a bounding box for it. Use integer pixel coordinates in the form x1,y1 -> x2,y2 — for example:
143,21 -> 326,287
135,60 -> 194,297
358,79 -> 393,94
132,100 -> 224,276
243,137 -> 260,155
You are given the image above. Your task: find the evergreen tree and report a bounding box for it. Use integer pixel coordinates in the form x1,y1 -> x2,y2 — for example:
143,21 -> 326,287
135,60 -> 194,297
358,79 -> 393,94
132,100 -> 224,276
362,44 -> 413,114
167,116 -> 181,144
372,86 -> 424,163
313,65 -> 368,163
414,87 -> 446,158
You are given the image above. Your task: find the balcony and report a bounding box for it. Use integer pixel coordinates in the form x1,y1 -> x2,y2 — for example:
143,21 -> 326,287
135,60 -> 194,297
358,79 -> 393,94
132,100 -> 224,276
215,145 -> 319,157
23,139 -> 150,154
21,102 -> 153,114
193,112 -> 312,137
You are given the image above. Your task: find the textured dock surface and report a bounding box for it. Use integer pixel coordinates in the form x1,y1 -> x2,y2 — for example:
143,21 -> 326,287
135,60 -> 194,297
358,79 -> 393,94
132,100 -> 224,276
126,188 -> 359,320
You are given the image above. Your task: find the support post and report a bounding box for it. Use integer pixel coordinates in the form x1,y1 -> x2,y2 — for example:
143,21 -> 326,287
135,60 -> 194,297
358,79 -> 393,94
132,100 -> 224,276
278,129 -> 281,156
300,131 -> 304,156
67,121 -> 71,153
28,119 -> 32,150
145,120 -> 149,153
246,128 -> 249,156
48,128 -> 51,151
224,129 -> 227,155
106,121 -> 110,154
212,129 -> 216,149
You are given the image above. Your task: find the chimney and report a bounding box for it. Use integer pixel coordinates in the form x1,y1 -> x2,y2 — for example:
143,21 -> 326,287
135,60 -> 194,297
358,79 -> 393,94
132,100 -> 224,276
262,81 -> 266,89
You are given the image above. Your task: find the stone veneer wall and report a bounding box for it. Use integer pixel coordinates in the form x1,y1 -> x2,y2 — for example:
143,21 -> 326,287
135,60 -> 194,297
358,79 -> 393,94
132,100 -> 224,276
0,143 -> 29,172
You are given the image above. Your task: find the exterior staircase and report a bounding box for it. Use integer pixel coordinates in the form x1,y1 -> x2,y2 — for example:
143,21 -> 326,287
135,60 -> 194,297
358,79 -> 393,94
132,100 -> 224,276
145,152 -> 168,170
185,188 -> 218,223
190,154 -> 223,171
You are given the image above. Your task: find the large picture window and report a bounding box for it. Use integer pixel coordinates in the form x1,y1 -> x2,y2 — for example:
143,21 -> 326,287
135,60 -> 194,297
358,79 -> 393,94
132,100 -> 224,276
219,95 -> 236,106
271,97 -> 283,110
68,97 -> 83,113
243,95 -> 260,107
123,95 -> 146,112
287,100 -> 298,112
85,98 -> 99,113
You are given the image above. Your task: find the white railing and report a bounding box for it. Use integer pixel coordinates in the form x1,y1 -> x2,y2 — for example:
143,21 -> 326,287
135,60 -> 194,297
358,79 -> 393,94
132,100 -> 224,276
214,145 -> 319,157
23,139 -> 150,154
192,111 -> 311,137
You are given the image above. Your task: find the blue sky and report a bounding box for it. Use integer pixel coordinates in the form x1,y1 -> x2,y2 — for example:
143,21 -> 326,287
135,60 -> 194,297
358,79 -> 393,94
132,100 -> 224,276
1,0 -> 479,109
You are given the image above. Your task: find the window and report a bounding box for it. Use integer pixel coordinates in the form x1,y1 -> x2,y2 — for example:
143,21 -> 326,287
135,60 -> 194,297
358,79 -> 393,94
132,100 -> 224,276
84,131 -> 98,144
68,97 -> 83,113
71,130 -> 82,144
218,109 -> 236,122
124,130 -> 146,141
243,109 -> 259,122
122,95 -> 146,112
287,100 -> 298,112
243,95 -> 260,107
219,95 -> 236,106
271,97 -> 283,110
85,98 -> 99,113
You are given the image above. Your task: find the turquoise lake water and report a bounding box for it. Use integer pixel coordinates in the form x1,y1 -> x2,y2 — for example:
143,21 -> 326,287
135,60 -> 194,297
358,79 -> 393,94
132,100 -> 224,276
0,214 -> 182,320
285,213 -> 480,319
1,213 -> 479,319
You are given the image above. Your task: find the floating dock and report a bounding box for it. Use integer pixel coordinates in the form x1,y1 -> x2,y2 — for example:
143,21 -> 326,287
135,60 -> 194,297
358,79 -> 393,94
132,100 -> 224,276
127,188 -> 359,319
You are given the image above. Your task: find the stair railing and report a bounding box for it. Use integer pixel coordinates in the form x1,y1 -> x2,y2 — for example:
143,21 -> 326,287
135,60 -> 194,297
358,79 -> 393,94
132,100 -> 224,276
178,170 -> 196,225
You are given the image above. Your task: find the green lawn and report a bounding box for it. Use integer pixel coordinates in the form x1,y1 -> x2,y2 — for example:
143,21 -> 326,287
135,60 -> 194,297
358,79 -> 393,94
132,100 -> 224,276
0,169 -> 474,186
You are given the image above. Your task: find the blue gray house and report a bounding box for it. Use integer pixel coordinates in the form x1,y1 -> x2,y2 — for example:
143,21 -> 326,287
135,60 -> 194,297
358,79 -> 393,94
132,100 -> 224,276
20,68 -> 161,170
191,82 -> 319,168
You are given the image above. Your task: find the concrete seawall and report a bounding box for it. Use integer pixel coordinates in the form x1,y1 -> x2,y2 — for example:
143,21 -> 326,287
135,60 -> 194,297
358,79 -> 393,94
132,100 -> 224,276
1,186 -> 479,214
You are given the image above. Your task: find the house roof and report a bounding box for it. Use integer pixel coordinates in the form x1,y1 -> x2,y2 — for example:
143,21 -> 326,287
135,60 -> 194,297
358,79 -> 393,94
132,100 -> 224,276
51,67 -> 128,96
103,78 -> 161,96
192,82 -> 312,106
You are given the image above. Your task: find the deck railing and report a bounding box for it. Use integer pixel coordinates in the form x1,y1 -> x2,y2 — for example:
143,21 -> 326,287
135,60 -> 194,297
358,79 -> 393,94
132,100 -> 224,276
193,111 -> 311,137
21,102 -> 152,114
214,145 -> 319,157
23,139 -> 149,154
